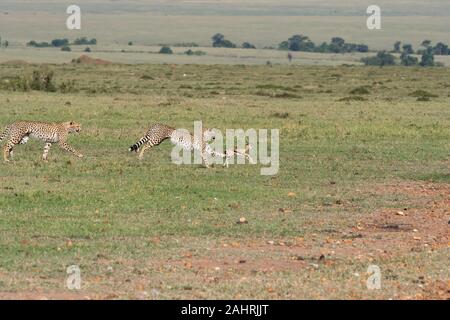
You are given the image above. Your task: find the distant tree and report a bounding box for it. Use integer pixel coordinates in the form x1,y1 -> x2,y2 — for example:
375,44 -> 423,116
400,52 -> 418,66
27,40 -> 51,48
73,37 -> 97,45
184,49 -> 206,56
3,40 -> 8,48
211,33 -> 236,48
433,42 -> 449,55
51,38 -> 69,47
212,33 -> 225,46
283,34 -> 315,52
61,45 -> 71,52
420,47 -> 435,66
242,42 -> 256,49
159,46 -> 173,54
331,37 -> 345,47
315,42 -> 330,53
393,41 -> 401,52
355,44 -> 369,53
421,40 -> 432,48
128,41 -> 133,46
402,44 -> 414,54
278,41 -> 289,50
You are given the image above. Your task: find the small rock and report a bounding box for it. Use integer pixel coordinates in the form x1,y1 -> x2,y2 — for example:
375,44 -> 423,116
237,217 -> 248,224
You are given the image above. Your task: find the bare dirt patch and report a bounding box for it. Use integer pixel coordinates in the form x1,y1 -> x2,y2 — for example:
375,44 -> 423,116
170,181 -> 449,278
71,55 -> 112,65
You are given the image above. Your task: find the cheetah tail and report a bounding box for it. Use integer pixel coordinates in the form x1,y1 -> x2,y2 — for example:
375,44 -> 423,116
0,125 -> 10,142
129,135 -> 149,152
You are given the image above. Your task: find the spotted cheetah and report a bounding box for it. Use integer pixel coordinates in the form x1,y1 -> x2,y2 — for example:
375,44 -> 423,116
129,123 -> 217,167
0,121 -> 83,162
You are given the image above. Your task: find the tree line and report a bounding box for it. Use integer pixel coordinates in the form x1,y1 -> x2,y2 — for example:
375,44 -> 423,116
27,37 -> 97,48
362,40 -> 447,67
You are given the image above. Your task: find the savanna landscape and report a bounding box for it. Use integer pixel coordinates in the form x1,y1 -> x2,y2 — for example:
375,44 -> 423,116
0,0 -> 448,300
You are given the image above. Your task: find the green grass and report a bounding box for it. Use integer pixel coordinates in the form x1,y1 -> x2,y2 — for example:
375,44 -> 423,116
0,63 -> 449,299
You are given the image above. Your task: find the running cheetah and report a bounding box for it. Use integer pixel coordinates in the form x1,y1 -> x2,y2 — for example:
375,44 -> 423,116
129,123 -> 217,167
0,121 -> 83,162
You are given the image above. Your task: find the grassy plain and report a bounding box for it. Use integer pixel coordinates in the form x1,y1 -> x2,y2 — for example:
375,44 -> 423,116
0,63 -> 448,299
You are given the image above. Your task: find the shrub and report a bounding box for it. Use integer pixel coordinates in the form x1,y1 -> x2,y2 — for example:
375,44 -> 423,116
361,51 -> 396,66
350,86 -> 370,95
339,96 -> 367,102
420,48 -> 435,66
400,53 -> 418,66
184,49 -> 206,56
409,90 -> 438,98
30,69 -> 56,92
27,40 -> 51,48
159,46 -> 173,54
212,33 -> 236,48
84,47 -> 91,52
51,38 -> 69,47
73,37 -> 97,45
242,42 -> 256,49
61,45 -> 71,52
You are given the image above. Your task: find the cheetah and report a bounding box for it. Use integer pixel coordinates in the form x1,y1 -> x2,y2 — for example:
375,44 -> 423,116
0,121 -> 83,162
129,123 -> 217,167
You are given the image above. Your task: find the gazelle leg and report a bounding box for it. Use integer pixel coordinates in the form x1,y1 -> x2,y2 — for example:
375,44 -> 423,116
138,143 -> 152,160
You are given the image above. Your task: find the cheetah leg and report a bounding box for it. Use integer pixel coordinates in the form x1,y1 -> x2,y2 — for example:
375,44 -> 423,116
42,143 -> 52,161
138,143 -> 152,160
3,139 -> 19,162
58,141 -> 83,158
3,145 -> 10,162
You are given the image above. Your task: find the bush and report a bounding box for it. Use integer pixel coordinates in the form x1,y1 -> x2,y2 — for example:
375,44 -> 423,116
409,90 -> 438,98
159,46 -> 173,54
128,41 -> 133,46
184,49 -> 206,56
400,53 -> 418,66
242,42 -> 256,49
420,48 -> 435,66
350,86 -> 370,95
61,45 -> 71,52
339,96 -> 367,102
361,51 -> 396,66
84,47 -> 91,52
73,37 -> 97,45
51,38 -> 69,47
30,69 -> 56,92
27,40 -> 51,48
212,33 -> 236,48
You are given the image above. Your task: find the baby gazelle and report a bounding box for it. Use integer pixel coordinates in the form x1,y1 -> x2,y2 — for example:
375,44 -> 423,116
223,143 -> 255,168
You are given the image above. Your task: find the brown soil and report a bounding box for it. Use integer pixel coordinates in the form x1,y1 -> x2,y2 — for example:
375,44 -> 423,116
71,55 -> 112,65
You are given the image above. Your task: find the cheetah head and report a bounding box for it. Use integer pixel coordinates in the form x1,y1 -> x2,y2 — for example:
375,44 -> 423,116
65,121 -> 81,133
